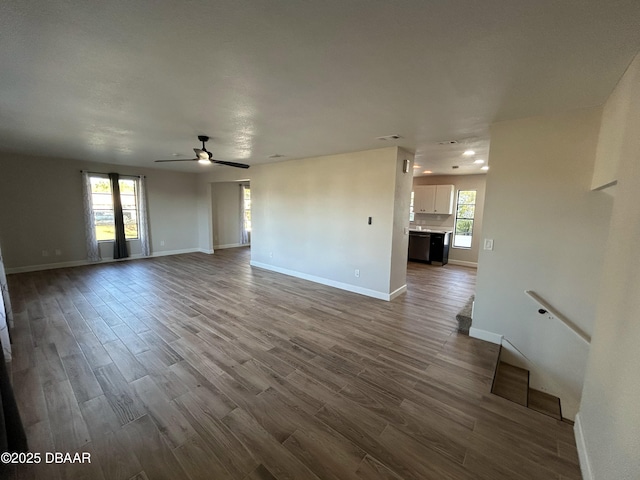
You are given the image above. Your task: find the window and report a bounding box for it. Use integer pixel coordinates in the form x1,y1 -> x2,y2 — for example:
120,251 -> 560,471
243,185 -> 251,232
89,175 -> 139,241
453,190 -> 476,248
409,190 -> 415,221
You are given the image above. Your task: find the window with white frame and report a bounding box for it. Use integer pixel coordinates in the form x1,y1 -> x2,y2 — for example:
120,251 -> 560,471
243,185 -> 252,232
89,175 -> 139,241
409,190 -> 415,221
453,190 -> 476,248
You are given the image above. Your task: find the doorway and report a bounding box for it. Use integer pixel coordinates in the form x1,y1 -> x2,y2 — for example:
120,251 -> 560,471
211,181 -> 251,250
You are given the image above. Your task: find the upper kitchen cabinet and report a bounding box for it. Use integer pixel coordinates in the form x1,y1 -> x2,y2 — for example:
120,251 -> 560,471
413,185 -> 434,213
413,185 -> 454,214
433,184 -> 454,214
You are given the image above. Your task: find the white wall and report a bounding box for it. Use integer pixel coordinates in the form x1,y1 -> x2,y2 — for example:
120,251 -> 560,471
197,147 -> 413,300
211,182 -> 248,248
412,174 -> 486,265
472,107 -> 613,420
591,54 -> 640,191
0,153 -> 200,270
578,53 -> 640,480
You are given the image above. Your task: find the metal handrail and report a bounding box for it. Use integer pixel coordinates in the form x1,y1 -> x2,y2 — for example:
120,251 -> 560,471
524,290 -> 591,344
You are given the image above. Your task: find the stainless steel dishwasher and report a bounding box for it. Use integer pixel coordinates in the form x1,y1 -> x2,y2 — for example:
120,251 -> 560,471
408,231 -> 430,262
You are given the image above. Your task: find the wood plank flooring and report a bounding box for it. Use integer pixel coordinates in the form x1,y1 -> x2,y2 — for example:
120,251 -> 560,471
5,248 -> 582,479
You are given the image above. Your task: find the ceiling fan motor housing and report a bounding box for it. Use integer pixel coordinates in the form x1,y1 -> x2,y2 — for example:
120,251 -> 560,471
195,135 -> 212,160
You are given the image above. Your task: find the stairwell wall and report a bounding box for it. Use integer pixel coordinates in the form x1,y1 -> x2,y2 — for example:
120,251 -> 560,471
578,52 -> 640,480
471,106 -> 613,420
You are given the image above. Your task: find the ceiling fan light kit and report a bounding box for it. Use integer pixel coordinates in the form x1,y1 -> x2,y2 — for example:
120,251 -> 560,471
155,136 -> 250,169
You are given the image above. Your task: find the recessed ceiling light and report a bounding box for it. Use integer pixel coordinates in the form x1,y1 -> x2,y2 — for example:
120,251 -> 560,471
422,170 -> 432,174
413,165 -> 421,169
463,150 -> 475,156
474,159 -> 485,164
481,165 -> 489,171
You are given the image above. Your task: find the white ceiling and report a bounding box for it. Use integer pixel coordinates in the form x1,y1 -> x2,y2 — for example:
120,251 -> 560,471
1,1 -> 639,176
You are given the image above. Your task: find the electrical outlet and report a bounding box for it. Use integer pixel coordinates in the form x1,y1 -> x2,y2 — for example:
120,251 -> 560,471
484,238 -> 494,250
160,240 -> 165,246
55,249 -> 61,256
355,269 -> 360,278
269,252 -> 273,258
42,250 -> 49,257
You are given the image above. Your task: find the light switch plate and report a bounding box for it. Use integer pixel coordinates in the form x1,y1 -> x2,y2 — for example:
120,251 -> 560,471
484,238 -> 494,250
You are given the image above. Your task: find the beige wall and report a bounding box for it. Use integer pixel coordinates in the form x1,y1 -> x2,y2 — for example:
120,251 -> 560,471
472,106 -> 613,420
390,149 -> 415,292
412,174 -> 486,265
0,153 -> 200,270
579,53 -> 640,480
197,147 -> 412,300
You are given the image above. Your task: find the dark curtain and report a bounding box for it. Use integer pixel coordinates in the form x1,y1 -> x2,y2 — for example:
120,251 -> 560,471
0,349 -> 28,454
109,173 -> 129,259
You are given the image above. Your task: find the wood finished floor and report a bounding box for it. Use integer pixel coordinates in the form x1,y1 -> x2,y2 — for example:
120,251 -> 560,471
5,247 -> 582,480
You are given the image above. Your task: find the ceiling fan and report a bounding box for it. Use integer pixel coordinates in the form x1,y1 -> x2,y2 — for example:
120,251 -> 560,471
155,136 -> 250,169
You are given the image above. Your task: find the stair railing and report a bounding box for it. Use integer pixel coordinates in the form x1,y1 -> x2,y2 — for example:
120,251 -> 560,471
524,290 -> 591,345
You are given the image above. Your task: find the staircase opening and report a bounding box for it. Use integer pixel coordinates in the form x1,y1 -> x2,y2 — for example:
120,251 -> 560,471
491,348 -> 572,424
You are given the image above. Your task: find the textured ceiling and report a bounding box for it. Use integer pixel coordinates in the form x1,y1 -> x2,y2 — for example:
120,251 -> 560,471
1,0 -> 639,176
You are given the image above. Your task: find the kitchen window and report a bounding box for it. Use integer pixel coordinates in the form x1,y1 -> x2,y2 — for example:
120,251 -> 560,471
453,190 -> 476,248
89,175 -> 139,241
409,191 -> 415,221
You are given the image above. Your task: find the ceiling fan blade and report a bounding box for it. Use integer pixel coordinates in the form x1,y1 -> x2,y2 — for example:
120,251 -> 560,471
156,136 -> 247,167
154,158 -> 198,162
211,160 -> 250,169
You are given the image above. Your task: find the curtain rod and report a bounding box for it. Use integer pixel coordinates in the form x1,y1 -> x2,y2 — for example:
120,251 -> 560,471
80,170 -> 146,178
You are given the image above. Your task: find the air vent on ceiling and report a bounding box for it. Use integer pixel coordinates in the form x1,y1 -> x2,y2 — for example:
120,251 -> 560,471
452,165 -> 459,169
377,135 -> 402,141
437,140 -> 459,145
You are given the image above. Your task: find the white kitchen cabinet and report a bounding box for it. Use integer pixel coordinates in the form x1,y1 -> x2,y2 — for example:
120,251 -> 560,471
413,185 -> 435,213
433,184 -> 454,214
413,184 -> 454,214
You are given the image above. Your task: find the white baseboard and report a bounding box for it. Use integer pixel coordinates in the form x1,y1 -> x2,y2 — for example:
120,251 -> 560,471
448,259 -> 478,268
213,243 -> 249,250
250,261 -> 397,301
151,248 -> 203,257
469,327 -> 503,345
389,284 -> 407,300
574,413 -> 593,480
6,248 -> 205,274
6,259 -> 90,274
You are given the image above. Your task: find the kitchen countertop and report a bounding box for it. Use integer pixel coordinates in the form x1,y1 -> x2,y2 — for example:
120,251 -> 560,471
409,227 -> 452,234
